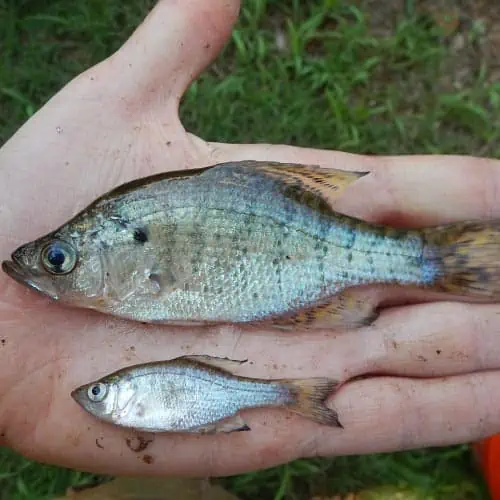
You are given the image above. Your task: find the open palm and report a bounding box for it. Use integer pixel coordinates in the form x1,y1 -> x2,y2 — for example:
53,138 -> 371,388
1,0 -> 500,477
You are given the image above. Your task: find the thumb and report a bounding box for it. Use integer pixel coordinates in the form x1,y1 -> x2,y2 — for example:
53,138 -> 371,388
109,0 -> 240,104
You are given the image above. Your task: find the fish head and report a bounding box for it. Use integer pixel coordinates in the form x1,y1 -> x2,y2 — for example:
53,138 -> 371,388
72,373 -> 142,427
71,377 -> 121,424
2,219 -> 109,306
2,206 -> 161,313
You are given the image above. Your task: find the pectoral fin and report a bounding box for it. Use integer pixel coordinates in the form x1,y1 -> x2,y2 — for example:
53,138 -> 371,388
182,355 -> 248,372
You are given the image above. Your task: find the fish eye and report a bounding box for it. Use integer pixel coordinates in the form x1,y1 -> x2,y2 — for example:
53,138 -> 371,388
41,240 -> 78,275
87,383 -> 108,402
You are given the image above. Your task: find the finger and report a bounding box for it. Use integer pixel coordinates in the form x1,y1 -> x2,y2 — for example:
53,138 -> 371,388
307,371 -> 500,459
8,327 -> 500,478
209,142 -> 500,226
354,301 -> 500,378
3,295 -> 500,476
110,0 -> 240,103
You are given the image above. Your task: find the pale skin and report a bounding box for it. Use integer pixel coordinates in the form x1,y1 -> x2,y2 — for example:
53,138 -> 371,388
1,0 -> 500,478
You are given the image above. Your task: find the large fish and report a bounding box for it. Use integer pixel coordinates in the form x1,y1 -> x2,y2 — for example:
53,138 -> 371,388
3,160 -> 500,329
71,355 -> 340,433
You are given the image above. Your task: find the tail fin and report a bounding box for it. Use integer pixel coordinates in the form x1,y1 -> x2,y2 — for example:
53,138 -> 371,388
283,378 -> 342,428
424,220 -> 500,298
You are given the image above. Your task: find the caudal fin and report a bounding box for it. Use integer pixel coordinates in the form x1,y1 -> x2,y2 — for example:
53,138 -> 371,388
425,220 -> 500,299
283,378 -> 342,428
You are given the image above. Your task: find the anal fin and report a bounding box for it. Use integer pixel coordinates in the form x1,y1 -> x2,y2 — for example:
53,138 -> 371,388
192,415 -> 251,434
271,290 -> 379,331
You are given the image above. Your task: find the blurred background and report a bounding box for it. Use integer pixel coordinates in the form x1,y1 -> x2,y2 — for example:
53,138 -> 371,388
1,0 -> 499,498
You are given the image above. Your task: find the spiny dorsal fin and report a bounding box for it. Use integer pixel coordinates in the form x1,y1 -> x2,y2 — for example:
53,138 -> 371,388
181,355 -> 248,373
239,161 -> 369,212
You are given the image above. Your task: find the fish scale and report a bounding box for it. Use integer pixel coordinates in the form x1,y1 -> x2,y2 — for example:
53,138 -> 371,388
5,160 -> 500,330
71,355 -> 341,433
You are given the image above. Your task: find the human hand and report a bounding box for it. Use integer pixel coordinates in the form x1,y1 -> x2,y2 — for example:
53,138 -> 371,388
1,0 -> 500,477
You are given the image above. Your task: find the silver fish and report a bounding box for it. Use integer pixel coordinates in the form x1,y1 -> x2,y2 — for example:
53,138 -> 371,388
4,160 -> 500,330
71,355 -> 341,433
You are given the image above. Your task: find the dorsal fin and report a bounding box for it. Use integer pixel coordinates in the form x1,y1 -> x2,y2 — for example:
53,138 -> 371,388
236,161 -> 369,213
181,355 -> 248,373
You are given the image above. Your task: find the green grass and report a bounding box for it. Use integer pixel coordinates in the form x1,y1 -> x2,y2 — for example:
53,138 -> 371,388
0,0 -> 497,498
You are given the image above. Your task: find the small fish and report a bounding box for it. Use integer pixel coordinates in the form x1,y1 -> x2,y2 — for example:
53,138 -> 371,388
4,160 -> 500,330
71,355 -> 341,433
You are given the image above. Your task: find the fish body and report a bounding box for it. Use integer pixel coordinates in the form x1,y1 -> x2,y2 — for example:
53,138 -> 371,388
71,355 -> 340,433
4,160 -> 500,329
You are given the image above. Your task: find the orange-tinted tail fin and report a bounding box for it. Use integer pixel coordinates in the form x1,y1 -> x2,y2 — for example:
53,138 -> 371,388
282,377 -> 342,428
425,220 -> 500,299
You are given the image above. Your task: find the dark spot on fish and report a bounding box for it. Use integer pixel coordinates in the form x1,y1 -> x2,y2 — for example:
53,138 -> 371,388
142,454 -> 154,464
242,247 -> 248,255
436,349 -> 442,355
417,355 -> 428,362
285,255 -> 291,260
218,287 -> 224,295
135,404 -> 146,418
253,292 -> 259,299
95,438 -> 104,449
105,272 -> 110,278
115,217 -> 129,228
0,339 -> 5,346
166,140 -> 172,146
392,340 -> 398,349
125,435 -> 154,453
454,254 -> 468,267
133,227 -> 148,244
130,346 -> 135,352
149,273 -> 162,289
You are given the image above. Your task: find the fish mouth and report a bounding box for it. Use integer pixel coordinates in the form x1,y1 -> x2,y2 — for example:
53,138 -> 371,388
1,259 -> 59,301
70,386 -> 83,403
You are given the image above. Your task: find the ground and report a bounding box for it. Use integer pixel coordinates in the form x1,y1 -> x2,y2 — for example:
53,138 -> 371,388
0,0 -> 498,498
